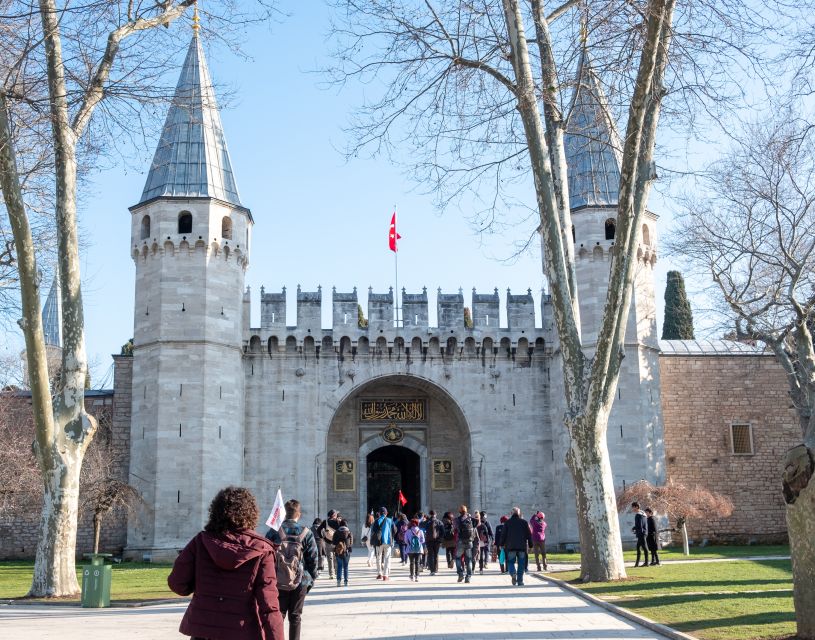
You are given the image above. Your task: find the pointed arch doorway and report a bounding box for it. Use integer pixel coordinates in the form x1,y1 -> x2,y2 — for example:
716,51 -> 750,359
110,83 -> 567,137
324,374 -> 472,537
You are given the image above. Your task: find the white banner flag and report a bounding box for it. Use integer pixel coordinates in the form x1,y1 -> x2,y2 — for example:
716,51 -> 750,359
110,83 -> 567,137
265,489 -> 285,530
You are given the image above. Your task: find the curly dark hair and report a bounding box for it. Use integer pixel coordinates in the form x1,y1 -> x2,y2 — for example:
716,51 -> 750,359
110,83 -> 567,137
205,486 -> 259,535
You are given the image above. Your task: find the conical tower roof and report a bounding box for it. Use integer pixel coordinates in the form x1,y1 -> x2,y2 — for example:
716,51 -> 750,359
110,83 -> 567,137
42,272 -> 61,348
564,52 -> 622,211
138,34 -> 242,206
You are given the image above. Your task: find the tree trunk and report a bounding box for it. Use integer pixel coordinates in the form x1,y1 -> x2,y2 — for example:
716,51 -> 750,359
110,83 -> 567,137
681,520 -> 689,556
29,451 -> 83,595
783,444 -> 815,639
567,414 -> 627,582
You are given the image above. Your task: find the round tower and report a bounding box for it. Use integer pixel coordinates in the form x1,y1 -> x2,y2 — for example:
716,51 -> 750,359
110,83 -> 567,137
126,31 -> 252,560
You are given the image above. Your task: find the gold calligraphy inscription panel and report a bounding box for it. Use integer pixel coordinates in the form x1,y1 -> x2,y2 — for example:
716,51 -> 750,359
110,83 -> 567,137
334,459 -> 355,492
359,399 -> 426,423
432,458 -> 454,491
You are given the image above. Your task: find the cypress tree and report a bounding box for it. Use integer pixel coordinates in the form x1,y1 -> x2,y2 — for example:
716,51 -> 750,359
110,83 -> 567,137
662,270 -> 695,340
357,304 -> 368,329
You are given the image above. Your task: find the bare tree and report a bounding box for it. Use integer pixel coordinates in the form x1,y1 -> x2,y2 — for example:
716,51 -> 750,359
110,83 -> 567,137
617,479 -> 733,556
326,0 -> 790,582
672,110 -> 815,638
0,0 -> 275,597
79,416 -> 144,555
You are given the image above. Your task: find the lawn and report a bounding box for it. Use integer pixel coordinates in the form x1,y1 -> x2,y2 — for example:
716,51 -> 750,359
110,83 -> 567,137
0,561 -> 179,603
546,544 -> 789,565
551,559 -> 795,640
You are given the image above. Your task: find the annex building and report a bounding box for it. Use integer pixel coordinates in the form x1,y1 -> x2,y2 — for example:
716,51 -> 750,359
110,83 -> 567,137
3,32 -> 795,562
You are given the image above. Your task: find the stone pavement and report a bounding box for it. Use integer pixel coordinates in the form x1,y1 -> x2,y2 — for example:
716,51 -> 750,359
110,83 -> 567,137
0,556 -> 668,639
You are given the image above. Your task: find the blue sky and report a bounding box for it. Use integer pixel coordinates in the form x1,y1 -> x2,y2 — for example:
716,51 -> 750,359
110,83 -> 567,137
13,4 -> 677,385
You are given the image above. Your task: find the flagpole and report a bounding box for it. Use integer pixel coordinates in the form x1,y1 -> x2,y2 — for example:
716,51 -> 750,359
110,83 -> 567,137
394,204 -> 399,328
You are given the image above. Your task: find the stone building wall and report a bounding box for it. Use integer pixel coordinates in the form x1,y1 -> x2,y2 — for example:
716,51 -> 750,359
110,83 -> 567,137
660,351 -> 800,544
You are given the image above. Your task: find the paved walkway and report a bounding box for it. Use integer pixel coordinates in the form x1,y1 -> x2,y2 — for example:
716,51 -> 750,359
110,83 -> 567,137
0,556 -> 668,639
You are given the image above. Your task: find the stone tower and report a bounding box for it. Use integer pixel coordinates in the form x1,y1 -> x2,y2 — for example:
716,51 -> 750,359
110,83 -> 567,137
553,51 -> 665,542
126,32 -> 252,560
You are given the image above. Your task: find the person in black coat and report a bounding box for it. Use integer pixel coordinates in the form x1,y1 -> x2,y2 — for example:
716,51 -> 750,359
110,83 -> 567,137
502,507 -> 533,586
645,507 -> 660,566
631,502 -> 649,567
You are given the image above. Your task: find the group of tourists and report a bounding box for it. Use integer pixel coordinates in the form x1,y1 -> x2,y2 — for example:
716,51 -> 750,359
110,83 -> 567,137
166,486 -> 550,640
316,503 -> 548,588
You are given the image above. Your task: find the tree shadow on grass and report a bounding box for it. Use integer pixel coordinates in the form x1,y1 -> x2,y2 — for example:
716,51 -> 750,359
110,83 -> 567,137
621,591 -> 795,632
579,577 -> 792,596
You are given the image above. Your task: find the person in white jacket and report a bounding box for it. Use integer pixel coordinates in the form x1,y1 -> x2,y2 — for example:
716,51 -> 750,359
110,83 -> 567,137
362,512 -> 376,567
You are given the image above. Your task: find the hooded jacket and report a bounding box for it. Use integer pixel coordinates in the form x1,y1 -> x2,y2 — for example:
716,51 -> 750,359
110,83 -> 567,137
530,512 -> 547,543
168,529 -> 285,640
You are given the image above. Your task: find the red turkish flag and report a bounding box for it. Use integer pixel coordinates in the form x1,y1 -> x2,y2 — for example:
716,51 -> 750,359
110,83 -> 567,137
398,489 -> 407,506
388,212 -> 402,253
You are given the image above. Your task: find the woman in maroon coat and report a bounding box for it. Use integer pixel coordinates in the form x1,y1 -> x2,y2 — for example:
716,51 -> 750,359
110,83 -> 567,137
168,486 -> 285,640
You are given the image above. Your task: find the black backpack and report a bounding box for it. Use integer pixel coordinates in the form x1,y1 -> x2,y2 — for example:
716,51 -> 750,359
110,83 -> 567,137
425,518 -> 440,542
457,514 -> 474,541
442,520 -> 455,541
370,517 -> 383,546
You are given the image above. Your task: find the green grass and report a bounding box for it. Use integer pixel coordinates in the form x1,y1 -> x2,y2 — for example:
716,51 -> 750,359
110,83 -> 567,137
552,559 -> 795,640
546,544 -> 789,564
0,561 -> 179,602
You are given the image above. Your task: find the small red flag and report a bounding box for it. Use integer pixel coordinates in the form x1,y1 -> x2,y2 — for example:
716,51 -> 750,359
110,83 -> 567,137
398,489 -> 407,506
388,212 -> 402,253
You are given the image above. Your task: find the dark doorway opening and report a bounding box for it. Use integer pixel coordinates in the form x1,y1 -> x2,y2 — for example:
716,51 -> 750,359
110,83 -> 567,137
367,445 -> 420,517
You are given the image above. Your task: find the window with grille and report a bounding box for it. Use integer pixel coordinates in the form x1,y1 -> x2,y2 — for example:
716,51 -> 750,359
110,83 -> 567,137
731,423 -> 753,455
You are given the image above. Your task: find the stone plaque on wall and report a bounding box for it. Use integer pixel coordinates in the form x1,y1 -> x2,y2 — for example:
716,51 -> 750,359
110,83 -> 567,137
359,399 -> 426,423
432,459 -> 454,491
334,459 -> 355,492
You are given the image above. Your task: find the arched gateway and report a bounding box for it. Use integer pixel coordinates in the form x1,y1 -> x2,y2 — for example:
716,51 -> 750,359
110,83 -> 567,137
324,375 -> 471,535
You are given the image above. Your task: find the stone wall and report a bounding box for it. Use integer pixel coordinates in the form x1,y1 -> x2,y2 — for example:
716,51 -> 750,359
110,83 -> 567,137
0,373 -> 130,560
660,352 -> 800,544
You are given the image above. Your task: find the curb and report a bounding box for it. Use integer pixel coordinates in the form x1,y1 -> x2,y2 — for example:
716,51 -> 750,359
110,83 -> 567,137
531,572 -> 699,640
0,597 -> 186,608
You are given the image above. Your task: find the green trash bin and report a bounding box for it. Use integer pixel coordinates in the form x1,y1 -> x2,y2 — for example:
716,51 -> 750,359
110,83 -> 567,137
81,553 -> 113,608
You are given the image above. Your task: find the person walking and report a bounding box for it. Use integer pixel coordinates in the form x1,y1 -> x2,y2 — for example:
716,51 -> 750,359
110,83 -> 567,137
631,502 -> 649,567
442,511 -> 457,569
645,507 -> 660,566
168,486 -> 285,640
454,505 -> 476,583
494,515 -> 509,573
317,510 -> 341,580
424,510 -> 443,575
361,512 -> 376,567
265,499 -> 319,640
479,511 -> 494,570
475,513 -> 493,574
371,507 -> 397,581
395,513 -> 409,564
530,510 -> 548,571
470,512 -> 481,575
333,519 -> 353,586
310,518 -> 326,572
404,518 -> 425,581
503,506 -> 532,586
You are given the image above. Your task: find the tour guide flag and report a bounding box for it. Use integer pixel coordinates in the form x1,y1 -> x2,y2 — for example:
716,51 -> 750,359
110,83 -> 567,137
398,489 -> 407,506
265,489 -> 285,530
388,212 -> 401,252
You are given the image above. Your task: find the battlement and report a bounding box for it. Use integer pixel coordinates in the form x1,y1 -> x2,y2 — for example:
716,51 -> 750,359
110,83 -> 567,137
248,285 -> 553,359
256,285 -> 546,333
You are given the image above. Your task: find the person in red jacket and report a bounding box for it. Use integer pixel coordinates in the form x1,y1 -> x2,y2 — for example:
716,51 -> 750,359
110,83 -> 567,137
168,486 -> 285,640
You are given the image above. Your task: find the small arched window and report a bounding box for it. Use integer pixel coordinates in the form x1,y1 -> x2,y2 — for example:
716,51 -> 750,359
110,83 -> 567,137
605,218 -> 616,240
221,216 -> 233,240
642,224 -> 650,246
178,211 -> 193,234
571,224 -> 576,243
140,215 -> 151,240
